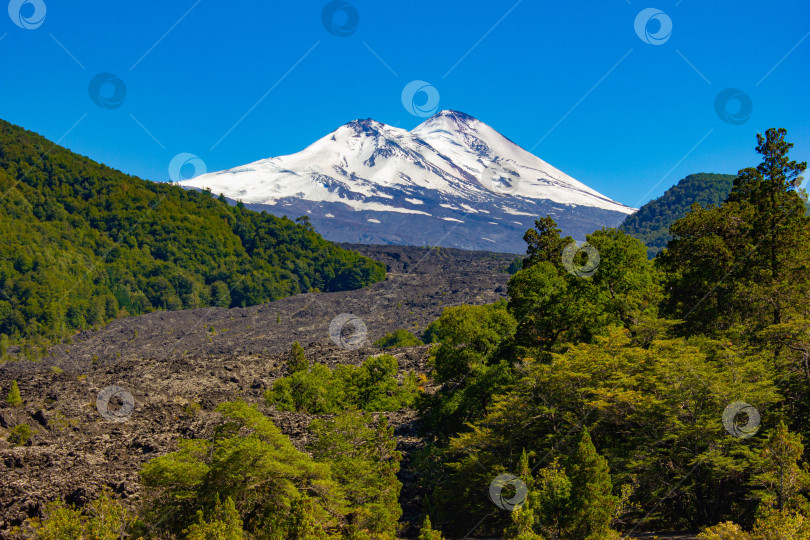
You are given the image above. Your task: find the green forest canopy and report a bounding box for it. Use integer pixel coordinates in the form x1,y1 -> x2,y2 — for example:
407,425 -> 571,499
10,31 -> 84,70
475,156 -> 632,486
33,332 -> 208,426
0,119 -> 385,344
619,172 -> 736,257
415,128 -> 810,537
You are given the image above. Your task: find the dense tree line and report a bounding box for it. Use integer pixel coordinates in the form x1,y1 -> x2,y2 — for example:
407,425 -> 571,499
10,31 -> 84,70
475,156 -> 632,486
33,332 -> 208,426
619,173 -> 736,257
0,120 -> 385,348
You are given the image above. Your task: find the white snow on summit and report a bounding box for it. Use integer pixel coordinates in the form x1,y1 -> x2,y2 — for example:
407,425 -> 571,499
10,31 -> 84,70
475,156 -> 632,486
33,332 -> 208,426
179,110 -> 634,216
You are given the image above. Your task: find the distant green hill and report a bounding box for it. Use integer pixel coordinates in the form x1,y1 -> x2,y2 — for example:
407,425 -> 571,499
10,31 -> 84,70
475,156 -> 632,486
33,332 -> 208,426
0,119 -> 385,345
619,173 -> 736,257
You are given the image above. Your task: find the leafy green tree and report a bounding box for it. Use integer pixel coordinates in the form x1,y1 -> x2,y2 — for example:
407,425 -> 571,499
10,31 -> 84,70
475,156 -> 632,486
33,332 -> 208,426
309,411 -> 403,537
727,128 -> 808,325
697,521 -> 751,540
140,401 -> 345,538
428,302 -> 516,386
508,226 -> 660,356
522,216 -> 573,270
751,506 -> 810,539
698,508 -> 810,539
183,495 -> 244,540
421,320 -> 441,344
418,301 -> 517,439
752,421 -> 810,511
417,515 -> 445,540
210,281 -> 232,308
530,459 -> 572,539
505,502 -> 543,540
657,200 -> 750,335
759,319 -> 810,438
502,437 -> 617,540
505,450 -> 545,540
284,495 -> 326,540
565,429 -> 619,539
338,354 -> 419,411
506,257 -> 524,275
287,341 -> 308,374
6,379 -> 21,406
267,362 -> 341,414
660,128 -> 809,336
507,260 -> 585,354
26,493 -> 134,540
585,228 -> 662,334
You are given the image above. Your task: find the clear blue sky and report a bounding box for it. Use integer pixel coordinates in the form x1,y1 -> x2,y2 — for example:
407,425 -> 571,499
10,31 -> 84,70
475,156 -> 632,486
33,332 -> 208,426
1,0 -> 808,207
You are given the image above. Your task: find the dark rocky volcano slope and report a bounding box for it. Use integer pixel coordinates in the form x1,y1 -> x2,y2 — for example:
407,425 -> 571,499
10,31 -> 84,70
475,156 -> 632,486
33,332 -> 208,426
0,245 -> 513,536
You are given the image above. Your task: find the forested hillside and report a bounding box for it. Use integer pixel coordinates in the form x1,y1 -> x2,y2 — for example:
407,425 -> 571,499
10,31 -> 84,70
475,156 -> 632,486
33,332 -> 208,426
619,172 -> 736,257
0,119 -> 385,347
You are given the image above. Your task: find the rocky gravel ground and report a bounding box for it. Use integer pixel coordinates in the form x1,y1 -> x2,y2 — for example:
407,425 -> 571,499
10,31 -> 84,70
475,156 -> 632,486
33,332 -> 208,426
0,245 -> 513,537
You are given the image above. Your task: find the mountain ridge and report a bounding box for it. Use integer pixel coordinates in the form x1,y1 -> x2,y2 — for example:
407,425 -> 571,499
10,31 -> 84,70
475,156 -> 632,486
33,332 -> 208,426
619,172 -> 737,257
180,110 -> 635,252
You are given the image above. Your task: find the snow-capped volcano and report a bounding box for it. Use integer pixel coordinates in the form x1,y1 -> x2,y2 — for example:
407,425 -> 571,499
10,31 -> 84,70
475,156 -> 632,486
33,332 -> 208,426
179,110 -> 634,253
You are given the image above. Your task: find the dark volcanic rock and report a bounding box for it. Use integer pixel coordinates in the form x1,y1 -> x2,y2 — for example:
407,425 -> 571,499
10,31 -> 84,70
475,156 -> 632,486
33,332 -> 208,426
0,245 -> 512,536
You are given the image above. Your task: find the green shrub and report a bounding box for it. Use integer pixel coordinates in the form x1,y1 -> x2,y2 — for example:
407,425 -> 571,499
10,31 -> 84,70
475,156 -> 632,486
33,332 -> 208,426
25,492 -> 134,539
505,257 -> 523,274
267,363 -> 341,414
183,401 -> 202,417
752,507 -> 810,540
287,341 -> 308,373
337,354 -> 419,412
697,521 -> 751,540
6,380 -> 21,407
265,354 -> 419,413
48,411 -> 74,432
421,320 -> 441,344
418,515 -> 445,540
7,424 -> 33,446
374,329 -> 424,349
183,495 -> 243,540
